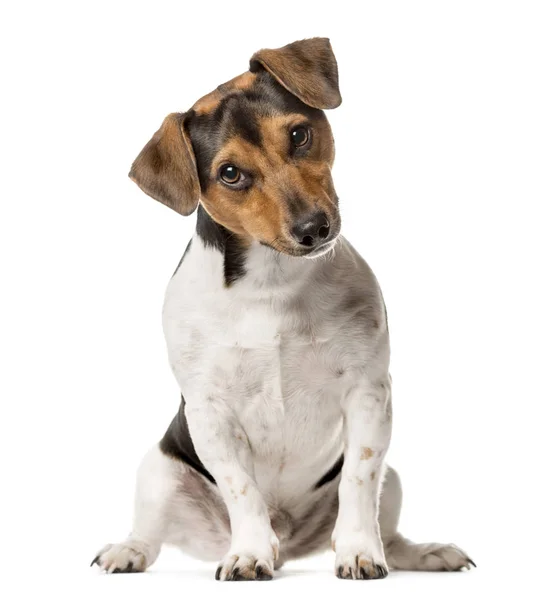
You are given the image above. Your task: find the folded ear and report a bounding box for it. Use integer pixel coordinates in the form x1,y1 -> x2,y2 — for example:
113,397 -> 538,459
250,37 -> 342,110
129,112 -> 200,216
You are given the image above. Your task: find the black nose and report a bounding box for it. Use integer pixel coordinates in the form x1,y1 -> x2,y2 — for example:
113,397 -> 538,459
290,212 -> 331,248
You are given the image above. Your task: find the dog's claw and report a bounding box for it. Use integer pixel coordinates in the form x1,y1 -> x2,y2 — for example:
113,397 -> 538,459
376,564 -> 388,578
90,542 -> 147,574
256,565 -> 272,580
468,558 -> 477,569
215,565 -> 222,580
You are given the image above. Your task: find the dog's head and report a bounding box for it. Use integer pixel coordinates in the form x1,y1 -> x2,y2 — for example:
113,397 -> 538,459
130,38 -> 342,258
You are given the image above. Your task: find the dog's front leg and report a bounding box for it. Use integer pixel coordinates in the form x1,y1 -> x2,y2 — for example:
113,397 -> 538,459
185,397 -> 278,581
333,374 -> 392,580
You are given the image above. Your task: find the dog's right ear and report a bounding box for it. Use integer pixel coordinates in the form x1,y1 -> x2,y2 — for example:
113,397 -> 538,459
129,113 -> 200,216
250,38 -> 342,110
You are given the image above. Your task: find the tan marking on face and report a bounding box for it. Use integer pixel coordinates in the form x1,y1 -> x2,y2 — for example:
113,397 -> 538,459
371,471 -> 376,481
201,113 -> 337,250
240,484 -> 248,496
203,134 -> 284,242
225,476 -> 233,484
192,71 -> 257,115
360,447 -> 374,460
225,70 -> 257,91
192,89 -> 223,115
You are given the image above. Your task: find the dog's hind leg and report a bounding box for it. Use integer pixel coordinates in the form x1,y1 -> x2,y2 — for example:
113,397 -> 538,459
91,444 -> 230,573
380,467 -> 475,571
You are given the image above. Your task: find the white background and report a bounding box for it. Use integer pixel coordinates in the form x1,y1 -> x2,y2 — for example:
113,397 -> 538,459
1,1 -> 544,598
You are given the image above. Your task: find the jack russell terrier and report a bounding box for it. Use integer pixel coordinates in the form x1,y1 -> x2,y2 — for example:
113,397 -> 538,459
92,37 -> 474,581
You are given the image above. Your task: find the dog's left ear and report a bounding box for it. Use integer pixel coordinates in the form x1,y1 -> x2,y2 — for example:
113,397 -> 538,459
250,37 -> 342,110
129,113 -> 200,216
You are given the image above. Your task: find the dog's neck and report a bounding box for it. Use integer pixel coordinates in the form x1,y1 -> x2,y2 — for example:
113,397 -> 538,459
193,206 -> 320,294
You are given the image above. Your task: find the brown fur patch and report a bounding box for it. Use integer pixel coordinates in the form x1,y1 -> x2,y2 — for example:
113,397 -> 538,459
224,70 -> 257,92
250,38 -> 341,109
192,89 -> 223,115
129,113 -> 200,216
193,72 -> 257,115
360,447 -> 374,460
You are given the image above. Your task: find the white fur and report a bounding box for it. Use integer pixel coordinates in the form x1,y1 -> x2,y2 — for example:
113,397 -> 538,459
93,234 -> 474,579
162,235 -> 389,575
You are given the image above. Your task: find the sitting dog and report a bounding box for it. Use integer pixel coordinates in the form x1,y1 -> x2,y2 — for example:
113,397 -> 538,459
92,38 -> 474,581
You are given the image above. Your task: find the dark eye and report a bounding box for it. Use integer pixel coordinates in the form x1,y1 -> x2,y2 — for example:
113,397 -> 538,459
220,165 -> 243,185
291,126 -> 310,148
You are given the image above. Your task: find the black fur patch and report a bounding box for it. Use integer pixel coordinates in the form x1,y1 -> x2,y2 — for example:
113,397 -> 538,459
160,394 -> 216,485
223,96 -> 262,147
314,454 -> 344,488
195,206 -> 247,286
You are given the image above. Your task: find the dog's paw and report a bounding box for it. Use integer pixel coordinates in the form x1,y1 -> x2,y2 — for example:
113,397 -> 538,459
215,529 -> 278,581
333,535 -> 388,580
215,554 -> 274,581
335,552 -> 388,580
90,541 -> 149,574
418,543 -> 476,571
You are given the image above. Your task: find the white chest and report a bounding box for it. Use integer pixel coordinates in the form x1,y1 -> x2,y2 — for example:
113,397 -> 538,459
162,250 -> 351,468
161,236 -> 387,496
167,289 -> 343,430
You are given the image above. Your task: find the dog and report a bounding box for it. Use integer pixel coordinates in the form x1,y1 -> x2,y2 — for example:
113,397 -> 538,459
91,38 -> 474,581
